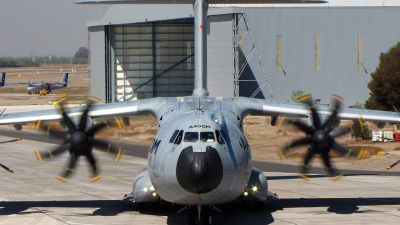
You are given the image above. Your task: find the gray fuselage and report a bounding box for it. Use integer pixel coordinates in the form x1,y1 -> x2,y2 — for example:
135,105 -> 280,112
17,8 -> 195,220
147,96 -> 252,205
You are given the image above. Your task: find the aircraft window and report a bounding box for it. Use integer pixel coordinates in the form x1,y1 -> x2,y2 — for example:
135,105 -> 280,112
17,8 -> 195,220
200,132 -> 215,142
184,132 -> 199,142
174,130 -> 184,145
169,130 -> 180,143
215,130 -> 225,145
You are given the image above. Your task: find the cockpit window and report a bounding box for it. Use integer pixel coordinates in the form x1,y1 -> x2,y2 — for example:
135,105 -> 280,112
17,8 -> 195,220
169,130 -> 180,143
215,130 -> 225,145
200,132 -> 215,142
174,130 -> 184,145
184,132 -> 199,142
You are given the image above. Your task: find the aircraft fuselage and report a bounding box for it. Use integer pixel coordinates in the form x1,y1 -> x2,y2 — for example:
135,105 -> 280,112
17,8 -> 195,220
147,97 -> 252,205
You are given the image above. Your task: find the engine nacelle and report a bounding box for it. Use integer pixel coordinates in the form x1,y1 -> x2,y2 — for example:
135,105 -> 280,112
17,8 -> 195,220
376,122 -> 386,129
122,117 -> 130,126
132,168 -> 159,203
334,119 -> 341,127
59,121 -> 66,129
13,124 -> 22,131
242,167 -> 268,202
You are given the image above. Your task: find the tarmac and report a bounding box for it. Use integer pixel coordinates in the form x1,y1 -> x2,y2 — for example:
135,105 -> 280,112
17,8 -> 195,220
0,135 -> 399,225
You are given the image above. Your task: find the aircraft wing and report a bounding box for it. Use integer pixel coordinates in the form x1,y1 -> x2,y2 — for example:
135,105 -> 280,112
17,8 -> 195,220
234,97 -> 400,124
75,0 -> 327,4
0,98 -> 166,125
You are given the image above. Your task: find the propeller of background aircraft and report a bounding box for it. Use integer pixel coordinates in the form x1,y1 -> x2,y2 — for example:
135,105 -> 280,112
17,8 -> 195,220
0,138 -> 23,173
278,94 -> 356,179
0,163 -> 13,173
34,97 -> 124,183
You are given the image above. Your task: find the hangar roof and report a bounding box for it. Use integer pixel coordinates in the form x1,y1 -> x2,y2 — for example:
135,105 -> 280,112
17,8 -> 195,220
213,0 -> 400,7
88,0 -> 400,27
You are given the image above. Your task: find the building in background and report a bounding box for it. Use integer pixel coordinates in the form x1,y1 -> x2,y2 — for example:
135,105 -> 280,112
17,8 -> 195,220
86,2 -> 400,106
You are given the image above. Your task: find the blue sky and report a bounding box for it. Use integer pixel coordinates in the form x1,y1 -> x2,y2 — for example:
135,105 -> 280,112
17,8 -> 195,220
0,0 -> 109,57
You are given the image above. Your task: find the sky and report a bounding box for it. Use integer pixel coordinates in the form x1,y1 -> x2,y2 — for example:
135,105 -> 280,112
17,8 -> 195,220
0,0 -> 110,57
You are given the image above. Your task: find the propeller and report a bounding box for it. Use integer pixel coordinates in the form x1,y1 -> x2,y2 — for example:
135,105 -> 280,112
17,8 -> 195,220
35,97 -> 124,183
278,94 -> 354,179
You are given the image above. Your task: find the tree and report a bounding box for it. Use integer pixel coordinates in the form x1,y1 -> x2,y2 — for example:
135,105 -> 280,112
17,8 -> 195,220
74,47 -> 89,59
349,102 -> 371,140
365,42 -> 400,111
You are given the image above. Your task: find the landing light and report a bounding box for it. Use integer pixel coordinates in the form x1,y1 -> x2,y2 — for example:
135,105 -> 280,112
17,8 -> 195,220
143,187 -> 148,192
243,192 -> 248,196
252,186 -> 258,192
152,192 -> 157,197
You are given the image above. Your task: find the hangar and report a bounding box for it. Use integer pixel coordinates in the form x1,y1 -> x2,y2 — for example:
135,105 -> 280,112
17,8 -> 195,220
86,1 -> 400,106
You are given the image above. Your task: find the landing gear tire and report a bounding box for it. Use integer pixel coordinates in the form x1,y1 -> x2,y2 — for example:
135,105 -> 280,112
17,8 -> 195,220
137,202 -> 145,211
151,200 -> 160,209
255,201 -> 264,209
188,209 -> 196,225
241,200 -> 250,209
202,209 -> 211,225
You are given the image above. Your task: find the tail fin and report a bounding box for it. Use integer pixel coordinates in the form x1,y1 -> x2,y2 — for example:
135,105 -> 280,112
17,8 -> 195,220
0,73 -> 5,87
60,73 -> 68,87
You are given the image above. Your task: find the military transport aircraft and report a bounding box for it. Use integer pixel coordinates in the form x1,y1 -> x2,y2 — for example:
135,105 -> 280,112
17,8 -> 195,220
0,72 -> 5,87
1,0 -> 400,224
20,73 -> 68,95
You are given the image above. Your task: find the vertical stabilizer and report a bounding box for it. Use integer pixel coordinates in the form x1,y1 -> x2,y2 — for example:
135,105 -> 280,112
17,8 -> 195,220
61,73 -> 69,87
0,73 -> 5,87
192,0 -> 210,97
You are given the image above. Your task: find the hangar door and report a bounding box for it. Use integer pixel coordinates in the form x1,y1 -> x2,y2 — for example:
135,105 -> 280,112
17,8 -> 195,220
113,23 -> 194,102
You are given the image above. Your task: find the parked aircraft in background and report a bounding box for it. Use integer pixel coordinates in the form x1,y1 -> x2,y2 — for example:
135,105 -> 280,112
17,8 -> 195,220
0,73 -> 5,87
1,0 -> 400,225
19,73 -> 68,95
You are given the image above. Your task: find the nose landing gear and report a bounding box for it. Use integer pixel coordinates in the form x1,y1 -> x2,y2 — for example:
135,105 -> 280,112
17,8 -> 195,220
188,205 -> 211,225
187,205 -> 222,225
179,204 -> 221,224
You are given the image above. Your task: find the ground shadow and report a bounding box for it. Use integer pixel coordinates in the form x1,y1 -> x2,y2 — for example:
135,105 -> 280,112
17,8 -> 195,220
1,197 -> 399,224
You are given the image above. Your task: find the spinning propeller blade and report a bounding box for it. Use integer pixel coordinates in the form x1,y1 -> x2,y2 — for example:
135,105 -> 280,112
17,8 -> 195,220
35,97 -> 123,183
279,94 -> 356,178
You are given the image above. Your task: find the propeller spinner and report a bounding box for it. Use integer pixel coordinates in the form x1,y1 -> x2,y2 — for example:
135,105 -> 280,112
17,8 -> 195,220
35,98 -> 123,183
279,94 -> 353,179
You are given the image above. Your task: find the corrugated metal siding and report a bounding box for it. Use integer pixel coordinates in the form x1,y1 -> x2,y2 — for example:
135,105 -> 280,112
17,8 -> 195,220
234,7 -> 400,106
88,26 -> 106,102
113,24 -> 194,100
207,15 -> 234,97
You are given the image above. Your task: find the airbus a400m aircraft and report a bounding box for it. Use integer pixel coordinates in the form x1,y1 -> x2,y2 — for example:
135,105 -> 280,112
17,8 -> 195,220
1,0 -> 400,224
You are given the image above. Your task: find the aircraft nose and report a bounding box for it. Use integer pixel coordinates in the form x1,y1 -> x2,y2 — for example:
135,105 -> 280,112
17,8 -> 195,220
176,146 -> 223,194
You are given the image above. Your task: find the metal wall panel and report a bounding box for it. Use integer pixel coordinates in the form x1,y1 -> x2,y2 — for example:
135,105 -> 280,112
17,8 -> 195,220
207,14 -> 235,97
88,26 -> 106,102
233,7 -> 400,106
